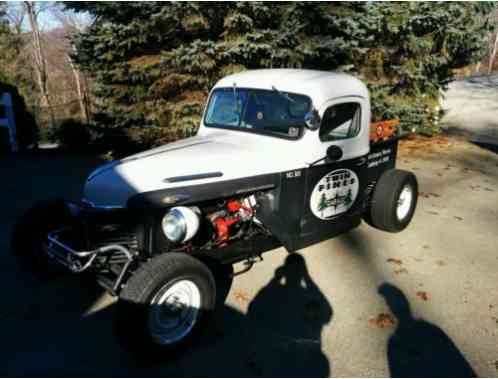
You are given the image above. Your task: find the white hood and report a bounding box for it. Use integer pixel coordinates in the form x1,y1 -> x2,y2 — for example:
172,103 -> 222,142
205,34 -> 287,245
83,130 -> 311,207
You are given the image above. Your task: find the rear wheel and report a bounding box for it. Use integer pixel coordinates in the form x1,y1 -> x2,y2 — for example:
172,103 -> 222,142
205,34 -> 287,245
11,199 -> 70,278
365,169 -> 418,232
117,252 -> 216,357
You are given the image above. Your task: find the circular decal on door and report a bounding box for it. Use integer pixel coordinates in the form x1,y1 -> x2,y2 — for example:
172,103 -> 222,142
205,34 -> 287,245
310,169 -> 359,220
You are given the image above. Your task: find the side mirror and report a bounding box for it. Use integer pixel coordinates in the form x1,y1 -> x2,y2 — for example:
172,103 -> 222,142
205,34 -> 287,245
326,145 -> 343,162
304,109 -> 321,131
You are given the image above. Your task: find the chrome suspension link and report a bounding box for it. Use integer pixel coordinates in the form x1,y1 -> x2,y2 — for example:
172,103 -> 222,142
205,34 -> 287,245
44,229 -> 133,273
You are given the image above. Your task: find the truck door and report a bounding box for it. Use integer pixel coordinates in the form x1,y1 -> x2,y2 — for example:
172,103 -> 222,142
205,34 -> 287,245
297,97 -> 371,249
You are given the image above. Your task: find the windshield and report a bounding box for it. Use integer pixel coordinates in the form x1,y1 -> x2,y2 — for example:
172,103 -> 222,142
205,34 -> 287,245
204,88 -> 311,139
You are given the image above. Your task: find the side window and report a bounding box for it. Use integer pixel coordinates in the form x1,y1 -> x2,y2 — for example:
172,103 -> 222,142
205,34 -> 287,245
319,102 -> 361,142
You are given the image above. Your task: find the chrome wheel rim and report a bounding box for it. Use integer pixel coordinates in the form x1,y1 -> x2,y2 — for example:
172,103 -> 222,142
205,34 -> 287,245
148,279 -> 201,345
397,185 -> 413,221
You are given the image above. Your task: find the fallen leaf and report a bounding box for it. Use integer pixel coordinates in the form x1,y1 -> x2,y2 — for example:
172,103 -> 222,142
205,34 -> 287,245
420,192 -> 441,199
233,290 -> 250,302
422,245 -> 430,249
369,313 -> 396,329
416,291 -> 429,301
454,216 -> 464,221
394,268 -> 408,275
436,260 -> 446,266
387,258 -> 403,265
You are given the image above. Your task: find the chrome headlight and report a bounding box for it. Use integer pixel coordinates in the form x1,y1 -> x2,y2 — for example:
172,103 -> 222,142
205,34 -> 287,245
161,206 -> 200,243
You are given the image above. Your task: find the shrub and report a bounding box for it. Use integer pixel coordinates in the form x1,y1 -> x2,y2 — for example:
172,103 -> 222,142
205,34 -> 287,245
50,119 -> 91,149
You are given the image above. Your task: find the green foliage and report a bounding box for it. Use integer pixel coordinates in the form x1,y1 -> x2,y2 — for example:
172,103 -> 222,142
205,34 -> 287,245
48,118 -> 91,149
66,2 -> 495,154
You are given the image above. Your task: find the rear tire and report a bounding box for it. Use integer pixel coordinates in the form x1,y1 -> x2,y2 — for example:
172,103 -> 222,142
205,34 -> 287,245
116,253 -> 216,357
365,169 -> 418,233
11,199 -> 70,278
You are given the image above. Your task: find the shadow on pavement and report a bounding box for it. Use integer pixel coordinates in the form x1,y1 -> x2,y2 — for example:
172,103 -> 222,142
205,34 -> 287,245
245,253 -> 333,377
471,141 -> 498,154
1,253 -> 333,377
340,230 -> 477,378
379,283 -> 476,378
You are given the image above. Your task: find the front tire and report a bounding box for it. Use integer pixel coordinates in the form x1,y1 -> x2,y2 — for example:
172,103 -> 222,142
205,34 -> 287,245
117,253 -> 216,357
365,169 -> 418,233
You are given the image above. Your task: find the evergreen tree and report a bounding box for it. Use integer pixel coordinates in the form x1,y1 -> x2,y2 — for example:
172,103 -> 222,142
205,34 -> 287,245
65,2 -> 496,155
318,192 -> 328,217
344,189 -> 353,206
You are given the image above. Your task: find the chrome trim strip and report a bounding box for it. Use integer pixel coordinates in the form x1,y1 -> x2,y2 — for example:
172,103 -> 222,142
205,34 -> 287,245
235,183 -> 276,194
122,141 -> 211,163
81,199 -> 125,210
86,160 -> 120,182
163,172 -> 223,184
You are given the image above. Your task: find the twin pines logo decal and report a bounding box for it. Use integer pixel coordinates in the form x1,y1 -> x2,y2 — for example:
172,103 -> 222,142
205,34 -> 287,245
310,169 -> 359,220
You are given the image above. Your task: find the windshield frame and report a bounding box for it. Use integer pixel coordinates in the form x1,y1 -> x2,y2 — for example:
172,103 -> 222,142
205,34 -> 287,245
203,87 -> 312,141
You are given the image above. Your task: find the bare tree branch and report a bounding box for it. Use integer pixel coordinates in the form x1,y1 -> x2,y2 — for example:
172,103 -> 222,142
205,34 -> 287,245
5,2 -> 25,34
24,1 -> 55,127
489,31 -> 498,75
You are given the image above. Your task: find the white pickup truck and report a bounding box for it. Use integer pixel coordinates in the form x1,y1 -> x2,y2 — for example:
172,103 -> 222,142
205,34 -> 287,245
12,69 -> 418,356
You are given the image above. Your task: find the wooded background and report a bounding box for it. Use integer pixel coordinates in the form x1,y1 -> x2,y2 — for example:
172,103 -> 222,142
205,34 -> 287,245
1,2 -> 497,154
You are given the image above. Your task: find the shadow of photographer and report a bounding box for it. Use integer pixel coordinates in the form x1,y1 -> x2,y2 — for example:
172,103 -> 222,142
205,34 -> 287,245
379,283 -> 476,378
242,253 -> 333,377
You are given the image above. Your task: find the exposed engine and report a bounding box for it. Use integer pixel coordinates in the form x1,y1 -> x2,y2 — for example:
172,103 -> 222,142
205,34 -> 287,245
206,198 -> 255,243
162,195 -> 268,252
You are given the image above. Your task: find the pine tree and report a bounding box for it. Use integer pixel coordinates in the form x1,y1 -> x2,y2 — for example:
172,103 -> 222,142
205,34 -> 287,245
344,189 -> 353,206
65,2 -> 496,155
318,192 -> 328,217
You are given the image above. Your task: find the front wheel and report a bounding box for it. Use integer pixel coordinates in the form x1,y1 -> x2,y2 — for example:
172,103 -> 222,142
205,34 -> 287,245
116,253 -> 216,357
364,169 -> 418,233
